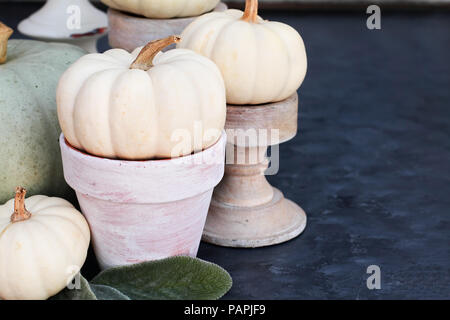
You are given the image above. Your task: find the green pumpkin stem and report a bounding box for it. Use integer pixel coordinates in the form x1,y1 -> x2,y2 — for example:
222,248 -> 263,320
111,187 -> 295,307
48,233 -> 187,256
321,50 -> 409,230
0,22 -> 13,64
130,35 -> 181,71
241,0 -> 259,23
11,187 -> 32,223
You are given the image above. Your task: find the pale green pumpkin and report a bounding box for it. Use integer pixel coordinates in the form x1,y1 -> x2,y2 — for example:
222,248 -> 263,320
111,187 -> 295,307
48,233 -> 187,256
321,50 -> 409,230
0,24 -> 86,203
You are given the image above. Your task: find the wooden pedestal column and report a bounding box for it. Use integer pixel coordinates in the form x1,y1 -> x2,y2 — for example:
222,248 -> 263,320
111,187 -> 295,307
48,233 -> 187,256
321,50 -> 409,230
108,2 -> 228,52
203,93 -> 307,248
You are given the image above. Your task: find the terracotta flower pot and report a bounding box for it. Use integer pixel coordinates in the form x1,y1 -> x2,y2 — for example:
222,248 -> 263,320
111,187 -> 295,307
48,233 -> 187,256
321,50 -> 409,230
59,133 -> 226,270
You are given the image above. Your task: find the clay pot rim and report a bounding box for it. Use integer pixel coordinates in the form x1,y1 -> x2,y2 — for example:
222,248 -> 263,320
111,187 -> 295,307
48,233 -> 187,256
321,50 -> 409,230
61,132 -> 226,165
60,132 -> 226,203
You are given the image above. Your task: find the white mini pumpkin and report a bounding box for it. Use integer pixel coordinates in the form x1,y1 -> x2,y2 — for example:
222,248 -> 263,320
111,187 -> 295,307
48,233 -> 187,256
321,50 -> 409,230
178,0 -> 308,105
57,36 -> 226,160
0,187 -> 90,300
101,0 -> 220,19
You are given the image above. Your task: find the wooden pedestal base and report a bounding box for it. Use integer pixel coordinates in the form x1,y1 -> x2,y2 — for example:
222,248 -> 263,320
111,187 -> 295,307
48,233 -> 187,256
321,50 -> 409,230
203,94 -> 307,248
108,2 -> 228,52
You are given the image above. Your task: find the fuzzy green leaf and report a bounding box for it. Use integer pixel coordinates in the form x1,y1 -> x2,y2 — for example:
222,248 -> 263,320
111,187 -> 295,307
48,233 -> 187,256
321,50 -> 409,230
51,274 -> 97,300
91,256 -> 232,300
90,284 -> 130,300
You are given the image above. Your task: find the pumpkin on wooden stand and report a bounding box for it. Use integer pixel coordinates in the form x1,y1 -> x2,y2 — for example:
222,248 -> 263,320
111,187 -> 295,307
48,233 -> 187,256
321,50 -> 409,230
0,22 -> 86,204
178,0 -> 308,105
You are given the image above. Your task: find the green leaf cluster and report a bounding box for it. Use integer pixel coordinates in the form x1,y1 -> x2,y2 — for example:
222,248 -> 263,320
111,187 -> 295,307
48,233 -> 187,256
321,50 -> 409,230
52,256 -> 232,300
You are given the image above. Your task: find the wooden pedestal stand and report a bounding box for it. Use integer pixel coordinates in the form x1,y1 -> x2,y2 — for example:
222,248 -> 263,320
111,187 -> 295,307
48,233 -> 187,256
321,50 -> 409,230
203,93 -> 307,248
108,2 -> 228,52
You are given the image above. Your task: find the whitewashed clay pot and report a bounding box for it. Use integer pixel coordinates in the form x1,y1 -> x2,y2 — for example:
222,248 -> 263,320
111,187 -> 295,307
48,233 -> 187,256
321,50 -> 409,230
59,133 -> 226,270
18,0 -> 108,53
108,2 -> 227,52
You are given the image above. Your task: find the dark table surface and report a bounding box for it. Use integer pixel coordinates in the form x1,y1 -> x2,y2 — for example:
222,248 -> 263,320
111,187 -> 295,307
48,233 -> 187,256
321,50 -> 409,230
2,3 -> 449,300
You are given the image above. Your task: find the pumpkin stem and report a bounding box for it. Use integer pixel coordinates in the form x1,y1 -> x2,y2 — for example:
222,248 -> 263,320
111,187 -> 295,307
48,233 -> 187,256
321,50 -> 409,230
130,35 -> 181,71
0,22 -> 13,64
241,0 -> 259,23
11,187 -> 32,223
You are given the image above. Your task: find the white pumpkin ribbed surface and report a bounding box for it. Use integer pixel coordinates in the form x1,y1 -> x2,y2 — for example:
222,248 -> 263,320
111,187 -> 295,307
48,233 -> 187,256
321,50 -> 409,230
101,0 -> 220,19
0,195 -> 90,300
178,8 -> 308,105
57,47 -> 226,160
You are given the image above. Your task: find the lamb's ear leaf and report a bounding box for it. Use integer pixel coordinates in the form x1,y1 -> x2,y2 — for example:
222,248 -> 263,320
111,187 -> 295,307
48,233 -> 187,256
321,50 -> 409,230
51,274 -> 97,300
90,284 -> 131,300
91,256 -> 233,300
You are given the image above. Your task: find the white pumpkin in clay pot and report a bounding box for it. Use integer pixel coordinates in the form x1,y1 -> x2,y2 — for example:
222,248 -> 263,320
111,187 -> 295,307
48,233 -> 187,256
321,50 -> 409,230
57,36 -> 226,160
101,0 -> 220,19
178,0 -> 308,105
0,187 -> 90,300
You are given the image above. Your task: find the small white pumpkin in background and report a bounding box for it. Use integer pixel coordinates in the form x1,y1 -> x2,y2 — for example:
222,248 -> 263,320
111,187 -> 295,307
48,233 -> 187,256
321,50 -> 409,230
178,0 -> 308,105
101,0 -> 220,19
0,187 -> 90,300
57,36 -> 226,160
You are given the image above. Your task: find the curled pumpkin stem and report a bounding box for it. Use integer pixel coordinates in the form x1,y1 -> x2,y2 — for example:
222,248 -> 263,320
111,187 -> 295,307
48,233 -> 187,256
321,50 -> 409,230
11,187 -> 32,223
130,35 -> 181,71
0,22 -> 13,64
241,0 -> 259,23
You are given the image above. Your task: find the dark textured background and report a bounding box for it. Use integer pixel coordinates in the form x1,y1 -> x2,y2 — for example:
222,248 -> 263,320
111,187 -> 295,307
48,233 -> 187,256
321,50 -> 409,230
1,3 -> 449,299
